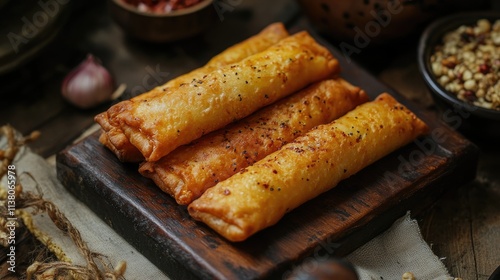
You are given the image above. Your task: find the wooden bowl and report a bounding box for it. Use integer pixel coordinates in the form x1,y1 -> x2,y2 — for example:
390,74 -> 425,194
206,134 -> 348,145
108,0 -> 215,43
297,0 -> 489,44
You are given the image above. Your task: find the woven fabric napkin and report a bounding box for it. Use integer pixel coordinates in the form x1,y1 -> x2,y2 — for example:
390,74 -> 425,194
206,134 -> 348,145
1,129 -> 452,280
347,213 -> 452,280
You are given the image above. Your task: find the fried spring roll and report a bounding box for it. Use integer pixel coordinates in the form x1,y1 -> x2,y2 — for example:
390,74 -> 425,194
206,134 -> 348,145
139,79 -> 368,205
188,93 -> 429,242
115,31 -> 340,162
95,22 -> 289,162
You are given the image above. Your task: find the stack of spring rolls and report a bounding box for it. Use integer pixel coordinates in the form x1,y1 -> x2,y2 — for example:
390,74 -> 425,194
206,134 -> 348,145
95,23 -> 429,242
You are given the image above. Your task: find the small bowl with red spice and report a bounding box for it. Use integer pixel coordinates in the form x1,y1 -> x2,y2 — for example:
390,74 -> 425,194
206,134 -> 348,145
418,12 -> 500,140
108,0 -> 215,42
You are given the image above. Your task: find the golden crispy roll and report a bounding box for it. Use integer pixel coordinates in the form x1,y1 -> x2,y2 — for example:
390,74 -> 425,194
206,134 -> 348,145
139,78 -> 368,205
115,31 -> 340,162
188,93 -> 429,242
95,23 -> 289,162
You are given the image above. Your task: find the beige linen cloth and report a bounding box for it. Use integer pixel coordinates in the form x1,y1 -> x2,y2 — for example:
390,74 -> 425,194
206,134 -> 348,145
1,127 -> 453,280
347,214 -> 451,280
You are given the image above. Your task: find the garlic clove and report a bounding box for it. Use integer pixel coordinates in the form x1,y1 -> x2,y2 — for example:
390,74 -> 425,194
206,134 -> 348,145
61,54 -> 115,109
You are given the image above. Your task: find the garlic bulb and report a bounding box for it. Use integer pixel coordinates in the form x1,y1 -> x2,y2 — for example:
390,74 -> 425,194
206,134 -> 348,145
61,54 -> 115,109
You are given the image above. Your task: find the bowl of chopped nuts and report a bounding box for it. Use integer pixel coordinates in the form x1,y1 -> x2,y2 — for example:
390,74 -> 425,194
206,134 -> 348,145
418,12 -> 500,140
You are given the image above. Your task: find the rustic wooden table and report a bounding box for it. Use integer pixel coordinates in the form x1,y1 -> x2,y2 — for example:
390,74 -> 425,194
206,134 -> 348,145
1,0 -> 499,279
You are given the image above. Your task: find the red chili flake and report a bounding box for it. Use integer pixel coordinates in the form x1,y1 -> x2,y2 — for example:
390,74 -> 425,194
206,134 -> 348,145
479,64 -> 490,74
463,90 -> 477,102
272,170 -> 277,174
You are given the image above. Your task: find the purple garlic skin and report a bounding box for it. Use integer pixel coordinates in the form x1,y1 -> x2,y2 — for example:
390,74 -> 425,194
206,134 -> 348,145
62,54 -> 115,109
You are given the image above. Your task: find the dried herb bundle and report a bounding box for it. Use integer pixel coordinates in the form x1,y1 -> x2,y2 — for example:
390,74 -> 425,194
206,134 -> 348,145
0,125 -> 126,280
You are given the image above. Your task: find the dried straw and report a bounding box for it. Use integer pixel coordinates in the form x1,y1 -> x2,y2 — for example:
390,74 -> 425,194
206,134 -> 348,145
0,125 -> 126,280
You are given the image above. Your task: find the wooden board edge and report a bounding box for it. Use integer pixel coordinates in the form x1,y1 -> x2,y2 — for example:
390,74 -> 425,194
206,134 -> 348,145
56,152 -> 203,280
56,131 -> 479,279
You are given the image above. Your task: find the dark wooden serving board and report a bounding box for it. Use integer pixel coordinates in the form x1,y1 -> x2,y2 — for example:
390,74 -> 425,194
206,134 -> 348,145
56,30 -> 479,279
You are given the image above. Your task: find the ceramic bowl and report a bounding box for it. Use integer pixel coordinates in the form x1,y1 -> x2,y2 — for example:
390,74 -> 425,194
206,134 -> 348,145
418,12 -> 500,140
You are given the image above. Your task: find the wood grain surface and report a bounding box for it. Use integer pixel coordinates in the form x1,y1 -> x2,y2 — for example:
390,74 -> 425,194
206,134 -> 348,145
56,31 -> 479,279
417,139 -> 500,280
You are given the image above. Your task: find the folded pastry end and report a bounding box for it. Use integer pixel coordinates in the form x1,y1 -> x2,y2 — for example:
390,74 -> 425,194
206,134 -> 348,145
189,209 -> 248,242
139,162 -> 195,204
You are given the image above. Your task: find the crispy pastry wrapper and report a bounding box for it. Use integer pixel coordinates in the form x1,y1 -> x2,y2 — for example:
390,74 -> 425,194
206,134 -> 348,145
139,78 -> 368,205
188,93 -> 429,242
95,22 -> 289,162
114,31 -> 340,161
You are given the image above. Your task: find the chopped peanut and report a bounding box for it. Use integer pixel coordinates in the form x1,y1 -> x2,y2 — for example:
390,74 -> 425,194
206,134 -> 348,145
431,19 -> 500,110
